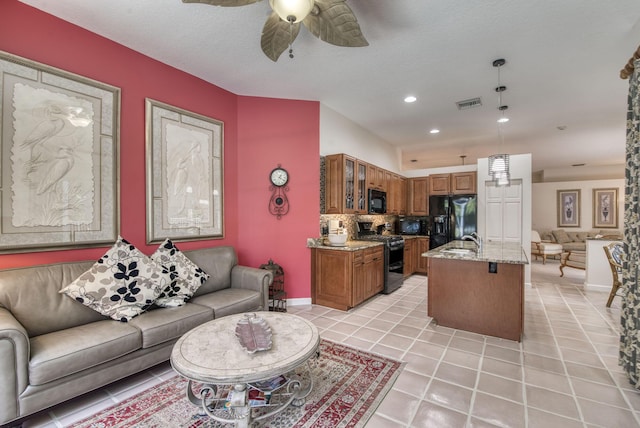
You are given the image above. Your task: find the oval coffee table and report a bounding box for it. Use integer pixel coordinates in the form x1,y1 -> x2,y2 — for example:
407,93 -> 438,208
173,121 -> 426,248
171,312 -> 320,428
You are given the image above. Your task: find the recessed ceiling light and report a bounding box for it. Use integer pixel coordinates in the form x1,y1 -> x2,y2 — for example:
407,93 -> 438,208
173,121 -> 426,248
497,117 -> 509,123
572,163 -> 586,167
429,129 -> 440,134
557,125 -> 567,130
410,159 -> 418,163
404,95 -> 417,103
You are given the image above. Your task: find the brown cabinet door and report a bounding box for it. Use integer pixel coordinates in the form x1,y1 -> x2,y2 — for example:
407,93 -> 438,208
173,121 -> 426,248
451,172 -> 477,194
416,237 -> 430,273
324,154 -> 343,213
407,177 -> 429,215
312,249 -> 354,310
363,247 -> 384,298
403,239 -> 415,276
398,177 -> 407,215
353,251 -> 365,306
428,174 -> 450,195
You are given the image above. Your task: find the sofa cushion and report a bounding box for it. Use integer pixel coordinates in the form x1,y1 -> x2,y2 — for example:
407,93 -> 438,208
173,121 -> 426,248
0,261 -> 106,337
59,237 -> 168,322
28,320 -> 140,386
190,288 -> 262,319
128,303 -> 212,348
552,229 -> 572,244
151,239 -> 210,307
567,232 -> 580,242
563,242 -> 586,251
185,246 -> 238,296
576,232 -> 592,241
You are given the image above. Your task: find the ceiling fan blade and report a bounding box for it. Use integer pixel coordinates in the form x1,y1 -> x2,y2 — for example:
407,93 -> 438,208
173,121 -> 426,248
261,12 -> 301,62
182,0 -> 261,6
303,0 -> 368,47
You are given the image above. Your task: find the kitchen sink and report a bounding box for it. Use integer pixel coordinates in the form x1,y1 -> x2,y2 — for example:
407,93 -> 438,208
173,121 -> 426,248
441,248 -> 476,255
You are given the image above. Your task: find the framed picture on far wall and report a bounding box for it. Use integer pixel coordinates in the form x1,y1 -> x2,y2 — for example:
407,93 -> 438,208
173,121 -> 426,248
557,189 -> 580,228
593,188 -> 618,229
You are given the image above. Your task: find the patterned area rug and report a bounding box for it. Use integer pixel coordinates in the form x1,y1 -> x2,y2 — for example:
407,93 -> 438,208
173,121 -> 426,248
70,340 -> 403,427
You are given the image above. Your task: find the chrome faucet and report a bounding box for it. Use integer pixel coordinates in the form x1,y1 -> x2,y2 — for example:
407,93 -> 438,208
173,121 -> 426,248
461,232 -> 483,250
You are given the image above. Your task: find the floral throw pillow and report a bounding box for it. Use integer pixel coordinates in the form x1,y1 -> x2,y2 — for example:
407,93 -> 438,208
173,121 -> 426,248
60,236 -> 169,321
151,238 -> 210,307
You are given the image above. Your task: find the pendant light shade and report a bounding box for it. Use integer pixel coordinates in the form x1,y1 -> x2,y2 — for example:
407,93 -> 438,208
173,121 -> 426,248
269,0 -> 315,23
490,59 -> 511,186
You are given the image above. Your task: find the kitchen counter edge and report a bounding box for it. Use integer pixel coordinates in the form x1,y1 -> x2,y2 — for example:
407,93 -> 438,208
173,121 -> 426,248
306,238 -> 384,251
423,240 -> 529,265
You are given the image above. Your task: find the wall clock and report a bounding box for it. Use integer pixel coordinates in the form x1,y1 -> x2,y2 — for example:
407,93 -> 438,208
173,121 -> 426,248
269,165 -> 290,219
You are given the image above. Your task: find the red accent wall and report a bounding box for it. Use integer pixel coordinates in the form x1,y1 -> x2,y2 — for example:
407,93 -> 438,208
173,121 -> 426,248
237,97 -> 320,299
0,1 -> 319,299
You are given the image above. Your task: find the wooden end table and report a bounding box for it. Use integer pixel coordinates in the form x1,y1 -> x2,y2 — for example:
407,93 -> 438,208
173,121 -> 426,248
170,312 -> 320,428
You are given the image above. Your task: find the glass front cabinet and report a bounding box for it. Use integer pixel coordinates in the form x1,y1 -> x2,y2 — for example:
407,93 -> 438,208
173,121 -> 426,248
325,154 -> 367,214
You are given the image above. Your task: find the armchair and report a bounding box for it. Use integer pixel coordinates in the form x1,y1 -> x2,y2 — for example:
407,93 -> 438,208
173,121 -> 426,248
531,230 -> 563,264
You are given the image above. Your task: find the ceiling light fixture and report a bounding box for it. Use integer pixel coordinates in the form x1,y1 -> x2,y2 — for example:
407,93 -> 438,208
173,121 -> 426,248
269,0 -> 315,23
404,95 -> 417,103
489,58 -> 510,186
430,129 -> 440,134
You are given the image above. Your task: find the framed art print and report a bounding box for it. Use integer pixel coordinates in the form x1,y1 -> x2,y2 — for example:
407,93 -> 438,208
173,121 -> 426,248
145,98 -> 224,243
557,189 -> 580,228
593,188 -> 618,229
0,51 -> 120,253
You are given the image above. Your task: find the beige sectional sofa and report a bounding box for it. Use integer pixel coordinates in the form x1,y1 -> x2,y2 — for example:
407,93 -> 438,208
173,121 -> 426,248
0,245 -> 272,426
540,229 -> 623,252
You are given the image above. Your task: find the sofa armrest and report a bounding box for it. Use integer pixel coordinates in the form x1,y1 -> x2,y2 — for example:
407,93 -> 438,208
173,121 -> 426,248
0,307 -> 30,424
230,266 -> 273,311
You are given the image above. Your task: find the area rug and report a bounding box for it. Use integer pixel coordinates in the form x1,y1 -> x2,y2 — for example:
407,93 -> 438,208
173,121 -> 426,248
69,339 -> 403,428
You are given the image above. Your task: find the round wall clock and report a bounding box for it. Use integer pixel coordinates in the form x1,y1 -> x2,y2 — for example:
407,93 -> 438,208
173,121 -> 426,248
269,165 -> 290,219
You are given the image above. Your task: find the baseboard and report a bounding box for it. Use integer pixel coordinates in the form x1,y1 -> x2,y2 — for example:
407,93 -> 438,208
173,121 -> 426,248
584,282 -> 610,292
288,297 -> 312,306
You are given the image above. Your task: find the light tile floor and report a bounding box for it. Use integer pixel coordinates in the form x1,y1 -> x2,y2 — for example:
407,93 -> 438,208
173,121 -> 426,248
20,261 -> 640,427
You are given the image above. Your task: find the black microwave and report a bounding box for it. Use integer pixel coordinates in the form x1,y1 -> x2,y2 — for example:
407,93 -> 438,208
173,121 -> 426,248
368,189 -> 386,214
398,217 -> 428,235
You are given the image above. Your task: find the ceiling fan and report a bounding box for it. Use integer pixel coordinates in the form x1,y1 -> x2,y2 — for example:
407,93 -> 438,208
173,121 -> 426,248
182,0 -> 369,61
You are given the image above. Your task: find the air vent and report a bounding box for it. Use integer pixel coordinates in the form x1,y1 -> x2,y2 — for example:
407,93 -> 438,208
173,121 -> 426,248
456,97 -> 482,110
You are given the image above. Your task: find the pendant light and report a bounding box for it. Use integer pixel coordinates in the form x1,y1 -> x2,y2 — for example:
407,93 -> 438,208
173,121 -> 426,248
489,58 -> 510,186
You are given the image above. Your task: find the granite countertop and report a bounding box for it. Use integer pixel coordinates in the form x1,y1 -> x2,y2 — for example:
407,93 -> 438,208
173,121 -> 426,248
423,240 -> 529,265
306,238 -> 384,251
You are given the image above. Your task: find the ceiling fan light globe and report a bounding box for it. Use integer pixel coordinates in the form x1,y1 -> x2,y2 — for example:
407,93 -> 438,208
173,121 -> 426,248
269,0 -> 315,23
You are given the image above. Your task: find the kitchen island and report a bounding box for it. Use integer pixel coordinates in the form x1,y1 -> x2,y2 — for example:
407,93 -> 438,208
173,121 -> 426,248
423,240 -> 528,341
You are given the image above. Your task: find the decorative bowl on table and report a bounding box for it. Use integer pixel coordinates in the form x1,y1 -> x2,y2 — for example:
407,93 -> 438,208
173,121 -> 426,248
326,233 -> 348,246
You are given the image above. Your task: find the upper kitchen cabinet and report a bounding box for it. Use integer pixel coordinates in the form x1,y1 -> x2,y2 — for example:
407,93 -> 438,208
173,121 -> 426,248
428,174 -> 451,195
451,172 -> 477,194
386,173 -> 407,215
407,177 -> 429,215
367,164 -> 385,190
428,172 -> 477,195
325,154 -> 367,214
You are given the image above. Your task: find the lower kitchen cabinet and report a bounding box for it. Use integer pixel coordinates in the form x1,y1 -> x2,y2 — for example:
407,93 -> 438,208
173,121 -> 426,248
403,238 -> 415,277
402,237 -> 430,276
311,246 -> 384,311
416,237 -> 430,274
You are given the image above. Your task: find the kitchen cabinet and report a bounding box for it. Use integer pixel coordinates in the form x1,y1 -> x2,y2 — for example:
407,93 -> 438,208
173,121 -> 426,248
415,237 -> 430,274
386,173 -> 407,215
364,246 -> 384,296
403,238 -> 415,276
311,246 -> 384,311
428,172 -> 477,196
451,172 -> 477,194
324,154 -> 367,214
367,164 -> 385,190
407,177 -> 429,215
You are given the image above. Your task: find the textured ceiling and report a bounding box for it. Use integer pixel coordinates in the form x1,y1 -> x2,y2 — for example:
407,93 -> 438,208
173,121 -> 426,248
19,0 -> 640,174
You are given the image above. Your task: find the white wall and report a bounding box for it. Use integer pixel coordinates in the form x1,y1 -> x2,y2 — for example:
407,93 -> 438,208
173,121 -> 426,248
532,179 -> 624,233
320,104 -> 402,174
478,154 -> 532,285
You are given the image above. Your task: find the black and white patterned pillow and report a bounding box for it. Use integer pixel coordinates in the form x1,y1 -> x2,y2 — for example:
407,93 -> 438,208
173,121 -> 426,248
151,238 -> 209,307
60,236 -> 169,321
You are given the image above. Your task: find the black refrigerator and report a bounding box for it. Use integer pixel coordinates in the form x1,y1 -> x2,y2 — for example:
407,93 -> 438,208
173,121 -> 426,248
429,194 -> 477,249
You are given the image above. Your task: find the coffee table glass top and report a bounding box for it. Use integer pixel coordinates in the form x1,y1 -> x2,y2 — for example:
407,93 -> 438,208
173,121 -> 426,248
171,312 -> 320,384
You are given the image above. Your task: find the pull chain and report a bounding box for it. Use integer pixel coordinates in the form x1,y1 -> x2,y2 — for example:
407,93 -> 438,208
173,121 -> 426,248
288,16 -> 295,59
